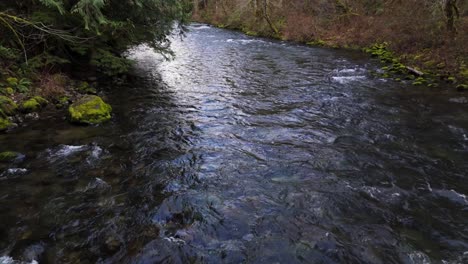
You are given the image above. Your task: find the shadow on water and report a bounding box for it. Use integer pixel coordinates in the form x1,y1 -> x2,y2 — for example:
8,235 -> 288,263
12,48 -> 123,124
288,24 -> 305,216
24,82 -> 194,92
1,23 -> 468,263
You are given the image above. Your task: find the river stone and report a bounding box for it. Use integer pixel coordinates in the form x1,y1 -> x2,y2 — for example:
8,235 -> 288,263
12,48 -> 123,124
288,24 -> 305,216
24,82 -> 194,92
68,95 -> 112,125
0,95 -> 18,115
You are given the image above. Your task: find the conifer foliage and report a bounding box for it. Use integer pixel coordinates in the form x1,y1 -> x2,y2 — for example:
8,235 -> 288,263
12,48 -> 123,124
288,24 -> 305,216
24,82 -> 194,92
0,0 -> 191,76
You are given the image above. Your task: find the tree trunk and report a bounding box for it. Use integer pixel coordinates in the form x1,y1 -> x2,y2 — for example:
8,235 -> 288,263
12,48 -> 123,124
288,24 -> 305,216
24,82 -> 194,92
445,0 -> 460,33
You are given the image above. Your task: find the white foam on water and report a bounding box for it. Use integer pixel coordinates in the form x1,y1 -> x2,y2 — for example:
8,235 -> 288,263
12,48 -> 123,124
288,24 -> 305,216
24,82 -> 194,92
6,168 -> 27,174
226,39 -> 265,44
434,189 -> 468,205
0,256 -> 14,264
85,177 -> 111,192
52,145 -> 86,157
194,25 -> 211,30
86,145 -> 104,165
90,146 -> 102,158
331,76 -> 366,84
338,68 -> 358,73
0,256 -> 38,264
408,251 -> 431,264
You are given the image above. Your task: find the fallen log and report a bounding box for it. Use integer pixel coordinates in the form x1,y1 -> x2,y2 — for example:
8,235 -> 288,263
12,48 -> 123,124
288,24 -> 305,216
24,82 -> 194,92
406,66 -> 424,76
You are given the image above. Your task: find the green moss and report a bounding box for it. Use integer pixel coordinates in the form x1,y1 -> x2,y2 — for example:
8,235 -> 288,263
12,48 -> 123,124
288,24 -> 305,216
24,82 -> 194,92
412,81 -> 423,86
381,73 -> 390,78
0,151 -> 20,161
0,117 -> 13,131
55,96 -> 70,108
21,99 -> 40,113
21,96 -> 48,113
77,82 -> 97,95
447,76 -> 456,83
436,63 -> 446,69
0,95 -> 18,115
459,68 -> 468,79
4,87 -> 14,95
32,96 -> 48,106
68,95 -> 112,125
59,96 -> 70,104
307,40 -> 326,46
415,77 -> 427,83
6,77 -> 18,86
244,31 -> 258,36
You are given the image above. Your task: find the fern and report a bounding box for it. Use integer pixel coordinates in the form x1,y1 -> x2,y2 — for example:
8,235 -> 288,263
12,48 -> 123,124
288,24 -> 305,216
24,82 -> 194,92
38,0 -> 65,15
72,0 -> 108,31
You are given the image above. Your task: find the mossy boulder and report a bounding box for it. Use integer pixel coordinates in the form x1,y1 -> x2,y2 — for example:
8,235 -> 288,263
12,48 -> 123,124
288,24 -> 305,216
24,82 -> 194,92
0,151 -> 21,162
21,96 -> 48,113
457,84 -> 468,91
0,117 -> 13,131
0,95 -> 18,115
68,95 -> 112,125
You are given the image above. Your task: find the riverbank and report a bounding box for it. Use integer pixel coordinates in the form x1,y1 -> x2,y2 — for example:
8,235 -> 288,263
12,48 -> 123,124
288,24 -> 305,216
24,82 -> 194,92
0,74 -> 114,133
193,1 -> 468,90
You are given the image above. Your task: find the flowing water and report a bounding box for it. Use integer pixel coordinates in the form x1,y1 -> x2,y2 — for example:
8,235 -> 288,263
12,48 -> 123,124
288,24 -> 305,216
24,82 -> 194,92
1,24 -> 468,264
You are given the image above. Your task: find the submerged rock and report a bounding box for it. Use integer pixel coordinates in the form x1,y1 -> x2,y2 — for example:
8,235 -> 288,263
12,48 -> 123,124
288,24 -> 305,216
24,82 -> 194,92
21,96 -> 48,113
68,95 -> 112,125
0,95 -> 18,115
0,151 -> 22,162
103,234 -> 122,253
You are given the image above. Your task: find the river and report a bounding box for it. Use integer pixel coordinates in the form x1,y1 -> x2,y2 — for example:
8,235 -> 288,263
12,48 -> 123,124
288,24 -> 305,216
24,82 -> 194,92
1,24 -> 467,263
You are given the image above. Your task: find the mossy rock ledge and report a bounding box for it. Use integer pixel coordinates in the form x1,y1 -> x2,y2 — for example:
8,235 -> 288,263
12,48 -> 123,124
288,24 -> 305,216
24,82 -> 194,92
68,95 -> 112,125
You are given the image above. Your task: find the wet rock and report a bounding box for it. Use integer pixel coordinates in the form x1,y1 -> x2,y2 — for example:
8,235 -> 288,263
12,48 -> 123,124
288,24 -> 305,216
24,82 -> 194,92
25,112 -> 40,121
21,96 -> 48,113
68,95 -> 112,125
0,95 -> 18,115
